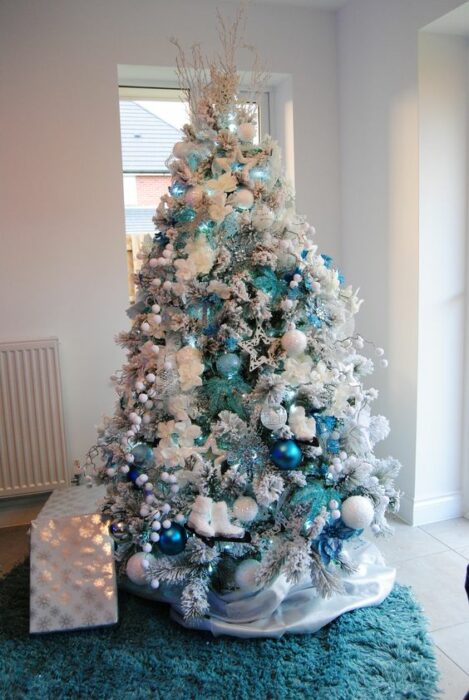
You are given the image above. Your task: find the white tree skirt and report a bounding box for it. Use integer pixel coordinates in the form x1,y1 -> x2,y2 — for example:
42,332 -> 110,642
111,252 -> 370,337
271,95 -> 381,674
121,539 -> 396,639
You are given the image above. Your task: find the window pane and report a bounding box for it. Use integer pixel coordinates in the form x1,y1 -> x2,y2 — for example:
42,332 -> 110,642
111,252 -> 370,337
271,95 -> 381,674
119,87 -> 267,302
119,89 -> 188,302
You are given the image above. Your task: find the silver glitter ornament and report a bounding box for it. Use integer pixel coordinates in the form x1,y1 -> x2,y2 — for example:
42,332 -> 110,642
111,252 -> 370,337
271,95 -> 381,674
260,404 -> 287,430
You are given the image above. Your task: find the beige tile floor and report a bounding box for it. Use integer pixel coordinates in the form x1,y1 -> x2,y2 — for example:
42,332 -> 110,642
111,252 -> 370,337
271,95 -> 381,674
378,517 -> 469,699
0,517 -> 468,698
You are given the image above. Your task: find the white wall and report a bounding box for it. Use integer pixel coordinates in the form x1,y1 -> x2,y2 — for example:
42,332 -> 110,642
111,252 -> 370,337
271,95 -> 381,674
337,0 -> 467,523
417,33 -> 467,524
0,0 -> 340,479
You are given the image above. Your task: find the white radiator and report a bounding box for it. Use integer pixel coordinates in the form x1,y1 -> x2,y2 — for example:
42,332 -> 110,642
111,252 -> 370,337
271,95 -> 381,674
0,338 -> 68,496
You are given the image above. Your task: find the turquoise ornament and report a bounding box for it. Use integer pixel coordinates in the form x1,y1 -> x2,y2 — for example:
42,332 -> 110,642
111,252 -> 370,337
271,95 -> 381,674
249,164 -> 270,183
131,443 -> 153,466
216,353 -> 241,378
197,220 -> 216,235
270,439 -> 302,470
158,523 -> 188,555
169,181 -> 187,198
173,207 -> 196,223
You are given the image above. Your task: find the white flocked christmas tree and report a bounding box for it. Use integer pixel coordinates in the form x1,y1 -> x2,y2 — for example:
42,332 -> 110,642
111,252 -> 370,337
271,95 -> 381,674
86,11 -> 400,632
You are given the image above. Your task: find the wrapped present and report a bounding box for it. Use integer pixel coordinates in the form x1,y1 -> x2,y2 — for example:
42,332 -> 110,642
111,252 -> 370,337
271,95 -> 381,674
36,484 -> 106,521
30,511 -> 117,633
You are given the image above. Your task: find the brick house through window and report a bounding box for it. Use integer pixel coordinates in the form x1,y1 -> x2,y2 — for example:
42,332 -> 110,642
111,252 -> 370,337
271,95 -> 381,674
119,99 -> 183,301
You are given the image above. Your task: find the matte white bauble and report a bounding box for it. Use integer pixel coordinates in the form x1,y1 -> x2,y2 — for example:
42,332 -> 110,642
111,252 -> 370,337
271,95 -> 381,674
185,185 -> 204,207
281,329 -> 308,356
341,496 -> 374,530
126,552 -> 155,585
237,122 -> 256,142
232,496 -> 259,523
251,204 -> 275,232
234,559 -> 262,592
231,187 -> 254,210
172,141 -> 189,159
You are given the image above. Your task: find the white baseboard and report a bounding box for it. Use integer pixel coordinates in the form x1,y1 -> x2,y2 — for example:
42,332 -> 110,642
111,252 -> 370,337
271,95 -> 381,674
399,491 -> 464,526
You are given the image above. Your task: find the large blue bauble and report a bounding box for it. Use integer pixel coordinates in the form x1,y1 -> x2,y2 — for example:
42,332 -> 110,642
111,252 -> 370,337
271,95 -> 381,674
216,353 -> 241,378
270,439 -> 303,470
158,523 -> 188,555
131,443 -> 153,466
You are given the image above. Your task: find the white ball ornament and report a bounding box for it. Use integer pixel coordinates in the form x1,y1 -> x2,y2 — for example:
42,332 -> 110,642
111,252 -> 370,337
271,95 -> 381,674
237,122 -> 256,142
146,373 -> 156,383
341,496 -> 374,530
172,141 -> 189,159
231,187 -> 254,211
281,329 -> 308,356
185,185 -> 204,207
251,204 -> 275,232
260,404 -> 287,430
126,552 -> 155,585
142,543 -> 152,554
232,497 -> 259,523
141,322 -> 151,334
234,559 -> 262,592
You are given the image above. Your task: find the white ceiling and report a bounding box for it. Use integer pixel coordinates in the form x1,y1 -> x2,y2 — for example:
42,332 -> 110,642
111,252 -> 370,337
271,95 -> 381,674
423,3 -> 469,36
223,0 -> 350,9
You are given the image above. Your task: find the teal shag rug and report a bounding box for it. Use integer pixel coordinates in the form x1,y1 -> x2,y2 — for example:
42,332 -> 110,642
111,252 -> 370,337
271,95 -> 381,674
0,561 -> 438,700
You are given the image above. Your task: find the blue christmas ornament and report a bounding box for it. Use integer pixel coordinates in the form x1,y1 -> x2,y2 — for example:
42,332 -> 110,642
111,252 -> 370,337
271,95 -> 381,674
315,415 -> 337,435
216,353 -> 241,378
197,220 -> 216,235
194,433 -> 208,447
173,206 -> 196,223
270,439 -> 303,470
131,443 -> 153,466
224,337 -> 238,351
127,467 -> 141,483
249,164 -> 270,183
169,181 -> 187,198
222,212 -> 239,238
158,523 -> 188,555
326,438 -> 340,454
110,520 -> 129,541
186,153 -> 202,171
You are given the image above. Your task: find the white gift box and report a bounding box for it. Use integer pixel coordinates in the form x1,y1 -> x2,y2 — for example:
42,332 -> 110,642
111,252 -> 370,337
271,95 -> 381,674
30,486 -> 117,634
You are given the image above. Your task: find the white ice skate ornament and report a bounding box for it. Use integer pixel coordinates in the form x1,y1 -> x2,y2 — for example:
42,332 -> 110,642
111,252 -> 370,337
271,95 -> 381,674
188,496 -> 245,539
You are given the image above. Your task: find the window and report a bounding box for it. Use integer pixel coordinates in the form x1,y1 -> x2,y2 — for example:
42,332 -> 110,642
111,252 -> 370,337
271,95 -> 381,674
119,86 -> 269,302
